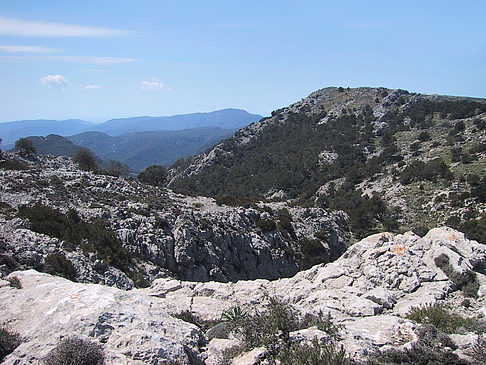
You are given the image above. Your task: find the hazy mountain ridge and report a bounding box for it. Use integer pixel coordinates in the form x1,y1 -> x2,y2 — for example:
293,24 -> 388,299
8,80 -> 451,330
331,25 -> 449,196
0,119 -> 93,147
68,127 -> 237,170
91,108 -> 262,136
0,109 -> 262,148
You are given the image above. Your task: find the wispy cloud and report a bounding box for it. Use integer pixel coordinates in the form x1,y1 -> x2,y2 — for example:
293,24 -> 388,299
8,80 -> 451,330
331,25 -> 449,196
0,16 -> 133,38
40,74 -> 68,90
84,84 -> 100,90
0,55 -> 137,64
141,78 -> 170,91
0,44 -> 60,53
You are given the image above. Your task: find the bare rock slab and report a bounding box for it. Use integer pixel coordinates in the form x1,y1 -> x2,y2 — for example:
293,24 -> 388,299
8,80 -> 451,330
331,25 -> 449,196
0,270 -> 206,364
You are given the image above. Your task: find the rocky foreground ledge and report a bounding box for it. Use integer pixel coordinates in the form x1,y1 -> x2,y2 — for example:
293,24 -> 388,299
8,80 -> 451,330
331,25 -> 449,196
1,227 -> 485,364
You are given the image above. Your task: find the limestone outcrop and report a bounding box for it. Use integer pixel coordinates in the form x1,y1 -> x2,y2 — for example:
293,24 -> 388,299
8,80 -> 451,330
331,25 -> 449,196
1,227 -> 484,363
0,270 -> 206,364
144,227 -> 486,360
0,153 -> 350,287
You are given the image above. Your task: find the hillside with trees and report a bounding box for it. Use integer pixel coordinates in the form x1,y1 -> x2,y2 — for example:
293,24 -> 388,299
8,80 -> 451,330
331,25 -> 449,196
170,87 -> 486,241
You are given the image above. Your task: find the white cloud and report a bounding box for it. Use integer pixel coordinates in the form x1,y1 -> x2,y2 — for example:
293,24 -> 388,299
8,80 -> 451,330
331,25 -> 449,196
141,78 -> 170,91
40,74 -> 68,90
84,84 -> 100,90
0,44 -> 59,53
0,16 -> 132,38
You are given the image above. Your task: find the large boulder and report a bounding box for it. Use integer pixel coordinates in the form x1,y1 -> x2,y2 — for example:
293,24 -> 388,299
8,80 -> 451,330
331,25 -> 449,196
0,270 -> 206,364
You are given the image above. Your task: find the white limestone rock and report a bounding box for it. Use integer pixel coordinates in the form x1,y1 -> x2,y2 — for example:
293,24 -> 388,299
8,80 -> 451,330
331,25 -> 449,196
0,270 -> 206,364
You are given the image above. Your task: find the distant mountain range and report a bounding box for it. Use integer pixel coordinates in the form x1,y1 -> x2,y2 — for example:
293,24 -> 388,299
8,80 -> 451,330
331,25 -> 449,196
2,109 -> 262,170
89,109 -> 261,136
68,127 -> 236,171
0,119 -> 92,148
0,109 -> 262,148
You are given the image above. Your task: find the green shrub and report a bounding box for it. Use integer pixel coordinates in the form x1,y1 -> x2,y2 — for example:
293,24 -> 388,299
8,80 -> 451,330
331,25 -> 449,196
256,218 -> 276,233
400,158 -> 451,184
138,165 -> 167,187
458,213 -> 486,244
434,254 -> 480,298
0,326 -> 22,361
72,148 -> 99,171
277,337 -> 351,365
227,296 -> 300,351
222,296 -> 351,364
45,253 -> 77,281
43,336 -> 105,365
7,276 -> 21,289
406,304 -> 486,334
17,204 -> 145,287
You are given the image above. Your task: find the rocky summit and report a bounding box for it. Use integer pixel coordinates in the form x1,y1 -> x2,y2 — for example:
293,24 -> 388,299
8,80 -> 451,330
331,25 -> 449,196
0,86 -> 486,364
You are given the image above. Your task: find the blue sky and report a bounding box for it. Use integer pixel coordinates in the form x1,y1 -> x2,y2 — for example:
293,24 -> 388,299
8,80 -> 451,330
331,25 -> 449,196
0,1 -> 484,122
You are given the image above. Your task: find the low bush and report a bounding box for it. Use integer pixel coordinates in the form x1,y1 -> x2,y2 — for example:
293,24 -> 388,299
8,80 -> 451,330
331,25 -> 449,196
468,334 -> 486,365
7,276 -> 21,289
406,304 -> 486,334
17,204 -> 145,287
222,296 -> 351,364
43,336 -> 105,365
0,158 -> 29,170
277,337 -> 351,365
0,326 -> 22,361
434,254 -> 480,298
45,253 -> 77,281
256,218 -> 276,233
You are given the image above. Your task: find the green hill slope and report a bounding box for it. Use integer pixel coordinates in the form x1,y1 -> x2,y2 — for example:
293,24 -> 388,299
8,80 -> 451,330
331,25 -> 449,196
170,87 -> 486,240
